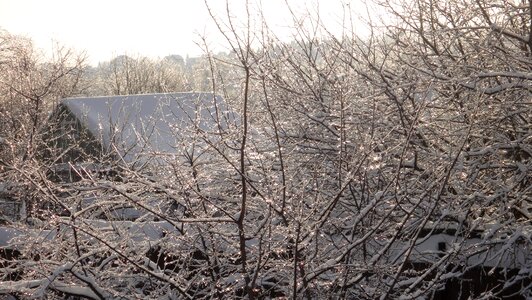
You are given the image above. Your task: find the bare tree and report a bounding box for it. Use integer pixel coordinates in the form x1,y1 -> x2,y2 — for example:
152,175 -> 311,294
0,30 -> 87,221
0,0 -> 530,299
93,54 -> 188,95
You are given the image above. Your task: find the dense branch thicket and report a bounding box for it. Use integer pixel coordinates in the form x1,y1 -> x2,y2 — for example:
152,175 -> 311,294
0,0 -> 530,299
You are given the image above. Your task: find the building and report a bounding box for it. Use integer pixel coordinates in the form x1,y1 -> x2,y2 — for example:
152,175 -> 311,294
43,92 -> 238,171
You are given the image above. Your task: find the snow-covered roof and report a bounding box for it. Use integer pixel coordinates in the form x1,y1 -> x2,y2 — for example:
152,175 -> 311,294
60,92 -> 237,162
0,219 -> 181,248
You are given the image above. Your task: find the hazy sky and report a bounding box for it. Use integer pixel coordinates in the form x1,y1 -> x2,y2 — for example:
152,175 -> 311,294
0,0 -> 366,65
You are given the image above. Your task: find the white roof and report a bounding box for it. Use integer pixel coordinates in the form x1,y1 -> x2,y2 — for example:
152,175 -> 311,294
61,92 -> 237,161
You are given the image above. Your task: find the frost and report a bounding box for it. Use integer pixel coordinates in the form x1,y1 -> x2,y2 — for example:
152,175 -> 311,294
1,2 -> 531,298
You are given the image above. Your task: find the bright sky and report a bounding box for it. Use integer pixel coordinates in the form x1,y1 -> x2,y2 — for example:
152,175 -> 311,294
0,0 -> 369,65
